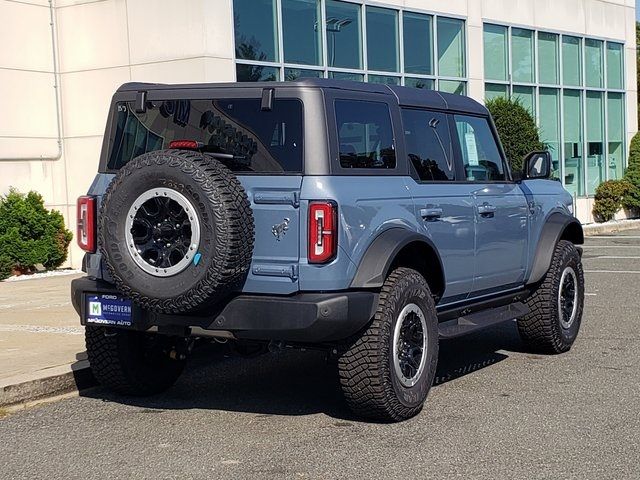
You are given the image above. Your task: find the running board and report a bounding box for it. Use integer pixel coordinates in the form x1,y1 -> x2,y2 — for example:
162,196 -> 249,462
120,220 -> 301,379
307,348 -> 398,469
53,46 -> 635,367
438,302 -> 529,339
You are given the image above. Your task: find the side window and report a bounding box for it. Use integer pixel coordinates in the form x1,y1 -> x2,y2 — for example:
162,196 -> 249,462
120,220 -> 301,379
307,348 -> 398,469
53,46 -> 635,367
453,115 -> 506,181
335,100 -> 396,169
401,109 -> 454,181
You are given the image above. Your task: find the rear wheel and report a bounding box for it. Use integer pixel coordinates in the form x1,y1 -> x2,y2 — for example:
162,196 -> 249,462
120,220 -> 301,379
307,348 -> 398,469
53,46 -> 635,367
338,267 -> 439,422
518,240 -> 584,353
85,326 -> 186,396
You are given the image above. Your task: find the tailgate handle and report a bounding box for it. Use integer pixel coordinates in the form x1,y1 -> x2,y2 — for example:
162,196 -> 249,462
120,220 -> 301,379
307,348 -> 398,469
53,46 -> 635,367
254,191 -> 300,208
253,264 -> 299,280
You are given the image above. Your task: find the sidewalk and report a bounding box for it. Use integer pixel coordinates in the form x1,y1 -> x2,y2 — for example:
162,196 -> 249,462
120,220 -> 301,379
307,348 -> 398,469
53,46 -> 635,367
0,273 -> 91,406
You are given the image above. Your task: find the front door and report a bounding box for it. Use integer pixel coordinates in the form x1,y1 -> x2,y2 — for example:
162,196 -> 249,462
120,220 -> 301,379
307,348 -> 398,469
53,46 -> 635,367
402,108 -> 476,303
451,114 -> 529,294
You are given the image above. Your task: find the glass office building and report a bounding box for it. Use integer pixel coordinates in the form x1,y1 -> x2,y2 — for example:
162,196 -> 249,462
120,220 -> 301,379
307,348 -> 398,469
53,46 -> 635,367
1,0 -> 635,270
233,0 -> 467,94
483,24 -> 626,198
232,0 -> 632,202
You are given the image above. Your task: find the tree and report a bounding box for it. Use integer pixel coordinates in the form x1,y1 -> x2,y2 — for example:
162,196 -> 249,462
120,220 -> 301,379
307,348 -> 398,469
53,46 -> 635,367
485,97 -> 544,175
636,22 -> 640,126
622,132 -> 640,212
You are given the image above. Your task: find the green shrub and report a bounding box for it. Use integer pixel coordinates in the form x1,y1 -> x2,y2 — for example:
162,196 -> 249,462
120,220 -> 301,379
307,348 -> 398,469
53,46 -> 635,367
0,255 -> 12,281
592,179 -> 634,223
0,189 -> 73,279
486,97 -> 545,175
622,132 -> 640,212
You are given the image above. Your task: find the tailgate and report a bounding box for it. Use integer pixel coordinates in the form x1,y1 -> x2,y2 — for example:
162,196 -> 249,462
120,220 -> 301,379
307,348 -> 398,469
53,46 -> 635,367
239,176 -> 302,295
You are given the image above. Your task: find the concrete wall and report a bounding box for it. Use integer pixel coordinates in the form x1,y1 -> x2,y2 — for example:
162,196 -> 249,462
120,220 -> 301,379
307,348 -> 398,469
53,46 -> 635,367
0,0 -> 636,267
0,0 -> 236,267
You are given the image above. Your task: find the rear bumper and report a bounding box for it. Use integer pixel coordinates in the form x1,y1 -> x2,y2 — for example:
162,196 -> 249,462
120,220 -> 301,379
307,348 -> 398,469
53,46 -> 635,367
71,277 -> 377,343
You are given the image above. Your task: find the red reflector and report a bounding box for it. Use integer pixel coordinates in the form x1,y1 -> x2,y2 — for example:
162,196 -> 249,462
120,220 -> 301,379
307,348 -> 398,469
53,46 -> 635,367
308,201 -> 337,264
169,140 -> 201,150
77,196 -> 96,253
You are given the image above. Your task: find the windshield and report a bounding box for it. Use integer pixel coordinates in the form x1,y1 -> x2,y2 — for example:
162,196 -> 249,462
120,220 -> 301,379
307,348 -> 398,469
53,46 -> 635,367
106,98 -> 303,173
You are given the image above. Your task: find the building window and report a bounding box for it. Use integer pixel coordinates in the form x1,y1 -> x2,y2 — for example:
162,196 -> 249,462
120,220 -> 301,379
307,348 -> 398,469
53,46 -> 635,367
562,36 -> 582,87
538,32 -> 559,85
607,92 -> 625,180
586,91 -> 605,196
511,28 -> 534,83
606,43 -> 624,90
236,64 -> 280,82
437,17 -> 465,78
538,88 -> 561,178
483,23 -> 626,198
563,90 -> 584,197
405,77 -> 434,90
233,0 -> 467,94
403,12 -> 433,75
282,0 -> 323,66
326,0 -> 362,69
483,24 -> 508,82
366,7 -> 399,73
585,39 -> 604,88
234,0 -> 279,63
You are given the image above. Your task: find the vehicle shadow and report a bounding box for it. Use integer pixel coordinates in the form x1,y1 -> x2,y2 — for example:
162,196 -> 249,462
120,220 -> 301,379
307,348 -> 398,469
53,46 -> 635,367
80,320 -> 527,421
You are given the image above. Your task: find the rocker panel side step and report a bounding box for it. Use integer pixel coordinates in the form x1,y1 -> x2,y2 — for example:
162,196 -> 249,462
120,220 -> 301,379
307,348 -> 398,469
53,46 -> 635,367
438,302 -> 530,339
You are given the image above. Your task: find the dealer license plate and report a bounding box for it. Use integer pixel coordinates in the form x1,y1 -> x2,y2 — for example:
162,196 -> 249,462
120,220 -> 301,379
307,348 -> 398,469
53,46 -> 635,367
85,294 -> 134,328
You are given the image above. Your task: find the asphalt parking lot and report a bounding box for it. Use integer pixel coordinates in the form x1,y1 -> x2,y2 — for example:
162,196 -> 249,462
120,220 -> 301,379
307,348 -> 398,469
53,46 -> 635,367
2,229 -> 640,480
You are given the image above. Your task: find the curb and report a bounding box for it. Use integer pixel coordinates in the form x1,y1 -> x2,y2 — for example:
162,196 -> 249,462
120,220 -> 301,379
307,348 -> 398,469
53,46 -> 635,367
0,361 -> 95,408
583,219 -> 640,236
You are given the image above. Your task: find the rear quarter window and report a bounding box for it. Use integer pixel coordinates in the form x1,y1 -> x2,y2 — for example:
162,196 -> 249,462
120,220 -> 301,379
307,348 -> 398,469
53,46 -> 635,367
335,100 -> 396,169
107,98 -> 303,173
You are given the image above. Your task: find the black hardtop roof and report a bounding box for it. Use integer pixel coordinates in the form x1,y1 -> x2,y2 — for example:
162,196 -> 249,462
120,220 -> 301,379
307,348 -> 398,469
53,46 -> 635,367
117,78 -> 487,116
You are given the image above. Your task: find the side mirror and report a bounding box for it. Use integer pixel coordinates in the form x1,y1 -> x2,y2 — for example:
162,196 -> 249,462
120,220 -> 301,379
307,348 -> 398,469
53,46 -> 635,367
523,151 -> 551,180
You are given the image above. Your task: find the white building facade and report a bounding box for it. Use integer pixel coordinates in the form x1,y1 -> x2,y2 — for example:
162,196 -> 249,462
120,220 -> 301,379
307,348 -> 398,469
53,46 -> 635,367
0,0 -> 636,267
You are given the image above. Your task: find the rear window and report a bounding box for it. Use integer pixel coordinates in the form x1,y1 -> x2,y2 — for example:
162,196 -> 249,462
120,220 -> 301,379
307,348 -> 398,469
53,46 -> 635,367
107,98 -> 303,173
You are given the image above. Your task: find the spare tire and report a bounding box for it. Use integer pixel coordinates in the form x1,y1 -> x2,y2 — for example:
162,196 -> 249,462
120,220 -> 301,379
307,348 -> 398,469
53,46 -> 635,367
99,149 -> 254,313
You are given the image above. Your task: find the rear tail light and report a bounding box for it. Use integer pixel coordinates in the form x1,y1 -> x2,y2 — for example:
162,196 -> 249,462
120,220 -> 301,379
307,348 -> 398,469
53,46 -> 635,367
308,201 -> 337,264
77,196 -> 96,253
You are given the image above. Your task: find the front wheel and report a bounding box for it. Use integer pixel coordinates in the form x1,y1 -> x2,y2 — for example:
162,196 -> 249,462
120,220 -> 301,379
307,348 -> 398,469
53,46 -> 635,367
338,267 -> 439,422
85,326 -> 186,396
518,240 -> 585,353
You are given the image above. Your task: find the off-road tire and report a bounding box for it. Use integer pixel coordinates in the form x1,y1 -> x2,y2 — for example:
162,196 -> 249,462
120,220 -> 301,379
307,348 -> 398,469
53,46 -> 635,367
86,326 -> 186,396
338,267 -> 439,422
518,240 -> 584,353
99,149 -> 254,314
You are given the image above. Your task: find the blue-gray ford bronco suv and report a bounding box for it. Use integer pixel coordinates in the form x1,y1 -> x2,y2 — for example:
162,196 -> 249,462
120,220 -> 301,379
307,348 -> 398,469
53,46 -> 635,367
72,79 -> 584,422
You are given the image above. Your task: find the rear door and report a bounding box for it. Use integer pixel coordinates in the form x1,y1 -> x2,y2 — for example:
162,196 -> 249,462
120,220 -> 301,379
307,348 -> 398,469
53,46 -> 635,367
451,114 -> 529,294
105,92 -> 304,294
401,108 -> 476,303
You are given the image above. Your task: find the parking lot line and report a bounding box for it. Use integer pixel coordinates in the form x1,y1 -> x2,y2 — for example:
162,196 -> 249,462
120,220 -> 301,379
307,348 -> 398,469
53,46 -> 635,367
581,245 -> 640,248
586,236 -> 640,239
584,270 -> 640,274
592,256 -> 640,259
0,325 -> 84,335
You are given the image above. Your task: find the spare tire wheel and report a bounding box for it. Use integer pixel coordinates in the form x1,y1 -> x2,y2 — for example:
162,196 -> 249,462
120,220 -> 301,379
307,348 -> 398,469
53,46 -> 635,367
99,149 -> 254,313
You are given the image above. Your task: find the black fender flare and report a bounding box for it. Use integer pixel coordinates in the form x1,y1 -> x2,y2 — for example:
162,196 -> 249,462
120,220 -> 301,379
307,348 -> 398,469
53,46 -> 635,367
527,212 -> 584,285
349,228 -> 445,289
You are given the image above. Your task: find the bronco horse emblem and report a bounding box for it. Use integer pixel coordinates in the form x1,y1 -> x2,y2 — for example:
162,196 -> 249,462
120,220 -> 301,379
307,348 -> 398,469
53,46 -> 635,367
271,218 -> 290,241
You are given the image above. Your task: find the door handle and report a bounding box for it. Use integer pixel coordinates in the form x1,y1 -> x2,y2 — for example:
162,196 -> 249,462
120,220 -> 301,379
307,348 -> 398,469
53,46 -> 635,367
420,207 -> 443,220
478,203 -> 497,217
